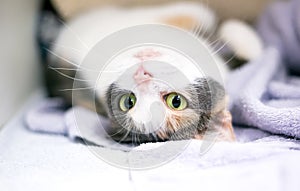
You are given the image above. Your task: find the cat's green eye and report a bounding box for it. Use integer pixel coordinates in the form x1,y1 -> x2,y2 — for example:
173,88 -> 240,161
165,93 -> 187,111
119,94 -> 136,112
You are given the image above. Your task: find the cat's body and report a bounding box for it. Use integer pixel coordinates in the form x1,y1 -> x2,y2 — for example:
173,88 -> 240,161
47,2 -> 260,143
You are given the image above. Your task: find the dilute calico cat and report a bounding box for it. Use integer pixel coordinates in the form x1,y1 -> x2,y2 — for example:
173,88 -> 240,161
46,2 -> 261,143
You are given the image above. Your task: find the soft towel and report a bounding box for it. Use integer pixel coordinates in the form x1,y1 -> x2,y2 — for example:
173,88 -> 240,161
3,93 -> 300,191
257,0 -> 300,73
25,97 -> 132,150
228,0 -> 300,138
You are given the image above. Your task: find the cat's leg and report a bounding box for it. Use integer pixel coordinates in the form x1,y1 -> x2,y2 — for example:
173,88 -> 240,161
157,2 -> 217,33
218,19 -> 263,61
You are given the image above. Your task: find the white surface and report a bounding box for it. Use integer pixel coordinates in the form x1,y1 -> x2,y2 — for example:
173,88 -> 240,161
0,0 -> 41,128
1,93 -> 300,191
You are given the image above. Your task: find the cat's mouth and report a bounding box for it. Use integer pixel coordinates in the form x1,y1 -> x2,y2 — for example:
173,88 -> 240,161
106,118 -> 201,145
106,127 -> 168,145
105,109 -> 235,145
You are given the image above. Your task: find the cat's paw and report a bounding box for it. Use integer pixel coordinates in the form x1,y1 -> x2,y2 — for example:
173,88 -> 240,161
218,19 -> 263,61
159,2 -> 217,33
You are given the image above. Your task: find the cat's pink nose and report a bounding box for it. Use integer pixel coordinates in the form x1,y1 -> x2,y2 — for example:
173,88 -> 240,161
134,65 -> 152,84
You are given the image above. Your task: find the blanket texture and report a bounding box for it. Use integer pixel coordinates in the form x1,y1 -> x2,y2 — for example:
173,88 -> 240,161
2,97 -> 300,190
228,0 -> 300,138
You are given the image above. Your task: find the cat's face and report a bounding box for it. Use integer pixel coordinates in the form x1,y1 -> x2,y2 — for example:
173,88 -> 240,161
103,48 -> 232,143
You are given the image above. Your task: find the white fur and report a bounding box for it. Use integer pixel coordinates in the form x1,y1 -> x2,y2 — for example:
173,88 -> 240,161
218,19 -> 263,61
51,2 -> 223,99
52,2 -> 217,65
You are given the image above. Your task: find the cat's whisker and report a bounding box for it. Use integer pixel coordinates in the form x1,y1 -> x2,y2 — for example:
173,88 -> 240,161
110,113 -> 128,118
196,22 -> 209,39
58,87 -> 95,92
119,128 -> 132,143
47,67 -> 78,71
190,11 -> 202,34
193,1 -> 210,37
200,0 -> 213,37
48,66 -> 92,82
203,24 -> 218,42
45,48 -> 86,69
45,48 -> 105,72
223,53 -> 237,67
48,42 -> 82,53
190,18 -> 201,36
49,66 -> 119,74
109,120 -> 132,141
208,37 -> 222,47
211,40 -> 229,56
108,127 -> 126,137
98,71 -> 120,73
203,23 -> 218,43
210,41 -> 226,53
192,22 -> 204,37
56,18 -> 89,50
111,115 -> 128,120
193,0 -> 220,43
47,67 -> 98,72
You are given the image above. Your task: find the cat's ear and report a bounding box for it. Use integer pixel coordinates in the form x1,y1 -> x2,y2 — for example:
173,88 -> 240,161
207,79 -> 235,141
213,110 -> 235,141
195,110 -> 235,142
193,78 -> 235,141
192,77 -> 227,113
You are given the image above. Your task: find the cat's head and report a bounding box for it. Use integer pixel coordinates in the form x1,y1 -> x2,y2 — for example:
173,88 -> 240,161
102,48 -> 234,144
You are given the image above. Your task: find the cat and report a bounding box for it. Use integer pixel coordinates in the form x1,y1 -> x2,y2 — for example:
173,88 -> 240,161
46,2 -> 261,144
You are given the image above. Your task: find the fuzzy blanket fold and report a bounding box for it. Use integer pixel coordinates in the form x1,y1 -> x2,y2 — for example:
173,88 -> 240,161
228,0 -> 300,138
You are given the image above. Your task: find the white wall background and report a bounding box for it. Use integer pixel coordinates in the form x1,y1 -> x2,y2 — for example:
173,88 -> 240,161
0,0 -> 41,128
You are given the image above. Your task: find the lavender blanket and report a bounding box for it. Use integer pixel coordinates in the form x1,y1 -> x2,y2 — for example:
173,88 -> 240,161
228,0 -> 300,138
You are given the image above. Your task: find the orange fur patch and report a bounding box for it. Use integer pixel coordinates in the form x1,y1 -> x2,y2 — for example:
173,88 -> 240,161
161,15 -> 199,31
165,109 -> 198,132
